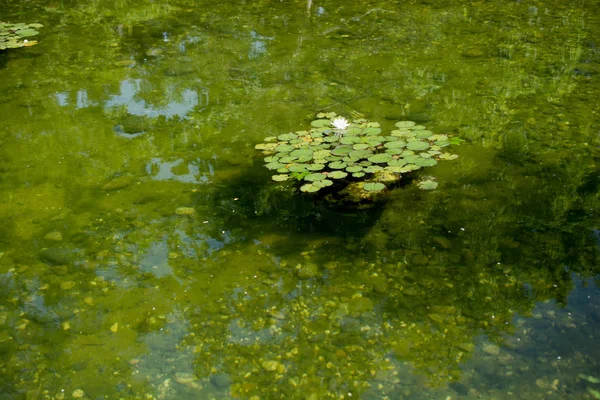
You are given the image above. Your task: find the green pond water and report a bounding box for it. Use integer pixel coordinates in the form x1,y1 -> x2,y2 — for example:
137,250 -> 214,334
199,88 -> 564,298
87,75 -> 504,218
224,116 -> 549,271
1,0 -> 600,399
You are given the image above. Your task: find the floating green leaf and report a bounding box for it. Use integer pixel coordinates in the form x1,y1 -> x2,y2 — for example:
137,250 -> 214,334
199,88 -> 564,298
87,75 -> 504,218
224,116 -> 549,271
329,161 -> 347,169
304,173 -> 326,181
275,144 -> 295,152
418,180 -> 438,190
414,158 -> 438,167
328,171 -> 348,179
300,183 -> 320,192
364,165 -> 384,173
278,133 -> 298,141
340,136 -> 360,144
395,121 -> 416,128
368,154 -> 393,163
313,179 -> 333,188
288,164 -> 308,172
406,141 -> 430,151
265,162 -> 286,170
346,166 -> 363,173
428,134 -> 448,141
311,119 -> 332,128
290,148 -> 313,157
272,174 -> 289,182
438,153 -> 459,160
384,140 -> 406,149
255,143 -> 278,151
306,164 -> 325,171
352,172 -> 365,178
363,182 -> 386,192
388,159 -> 407,167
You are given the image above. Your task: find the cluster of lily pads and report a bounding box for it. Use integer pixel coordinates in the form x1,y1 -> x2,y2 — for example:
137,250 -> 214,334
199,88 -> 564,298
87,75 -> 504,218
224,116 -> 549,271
255,112 -> 460,196
0,22 -> 43,50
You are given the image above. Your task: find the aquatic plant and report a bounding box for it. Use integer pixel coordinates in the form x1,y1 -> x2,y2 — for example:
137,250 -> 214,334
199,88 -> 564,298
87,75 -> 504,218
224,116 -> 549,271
0,22 -> 43,50
255,112 -> 460,198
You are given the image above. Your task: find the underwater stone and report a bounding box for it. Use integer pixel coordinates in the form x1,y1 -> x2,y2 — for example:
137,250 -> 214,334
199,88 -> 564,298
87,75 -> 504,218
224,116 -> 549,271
44,231 -> 63,241
210,373 -> 233,389
295,263 -> 319,279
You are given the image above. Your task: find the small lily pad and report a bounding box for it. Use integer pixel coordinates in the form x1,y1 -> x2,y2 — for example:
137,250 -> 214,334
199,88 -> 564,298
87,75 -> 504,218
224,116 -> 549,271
346,166 -> 363,173
329,161 -> 347,169
272,174 -> 289,182
364,165 -> 384,173
328,171 -> 348,179
414,158 -> 438,167
313,179 -> 333,188
395,121 -> 416,128
353,172 -> 366,178
311,119 -> 332,128
265,162 -> 286,170
388,159 -> 407,167
418,180 -> 438,190
288,164 -> 308,172
368,154 -> 393,163
438,153 -> 459,160
278,133 -> 298,141
340,136 -> 360,144
306,164 -> 325,171
363,182 -> 386,192
352,143 -> 370,150
406,141 -> 430,151
275,144 -> 295,152
300,183 -> 320,192
304,173 -> 326,181
331,146 -> 352,156
384,140 -> 406,149
279,156 -> 298,163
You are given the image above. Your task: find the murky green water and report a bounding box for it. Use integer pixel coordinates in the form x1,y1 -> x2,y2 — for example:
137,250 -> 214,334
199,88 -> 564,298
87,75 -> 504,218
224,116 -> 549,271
1,0 -> 599,399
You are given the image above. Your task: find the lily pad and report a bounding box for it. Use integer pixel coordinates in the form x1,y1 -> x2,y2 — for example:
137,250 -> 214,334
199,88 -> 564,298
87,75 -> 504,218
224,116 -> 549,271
331,146 -> 352,156
288,164 -> 308,172
395,121 -> 416,128
352,172 -> 365,178
329,161 -> 347,169
406,141 -> 430,151
313,179 -> 333,188
384,140 -> 406,149
363,182 -> 386,192
388,159 -> 407,167
418,180 -> 438,190
290,148 -> 313,157
272,174 -> 289,182
275,144 -> 295,152
328,171 -> 348,179
255,143 -> 278,151
278,133 -> 298,141
438,153 -> 459,160
265,162 -> 286,170
414,158 -> 438,167
348,149 -> 373,160
340,136 -> 360,144
311,119 -> 332,128
368,154 -> 393,163
346,166 -> 363,173
306,164 -> 325,171
300,183 -> 320,192
352,143 -> 370,150
313,149 -> 331,159
364,165 -> 384,173
304,173 -> 326,181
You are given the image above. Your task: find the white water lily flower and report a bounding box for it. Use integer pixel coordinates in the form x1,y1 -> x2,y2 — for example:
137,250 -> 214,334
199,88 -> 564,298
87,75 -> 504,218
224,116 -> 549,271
332,117 -> 350,130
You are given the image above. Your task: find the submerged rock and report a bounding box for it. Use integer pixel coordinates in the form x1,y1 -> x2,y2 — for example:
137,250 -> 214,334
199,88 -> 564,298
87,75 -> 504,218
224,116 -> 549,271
295,263 -> 319,279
